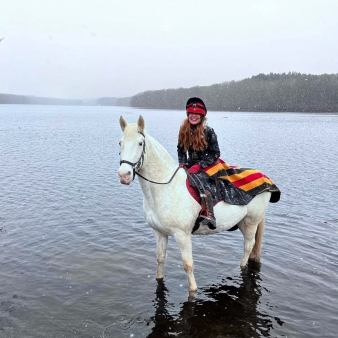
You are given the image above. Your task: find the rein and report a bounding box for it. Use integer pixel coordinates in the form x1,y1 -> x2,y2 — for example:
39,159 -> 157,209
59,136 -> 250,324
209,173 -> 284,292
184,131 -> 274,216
136,166 -> 181,185
119,131 -> 181,185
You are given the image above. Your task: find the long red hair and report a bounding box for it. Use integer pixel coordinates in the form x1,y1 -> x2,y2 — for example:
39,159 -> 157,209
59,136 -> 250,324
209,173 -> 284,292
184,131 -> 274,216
178,118 -> 208,152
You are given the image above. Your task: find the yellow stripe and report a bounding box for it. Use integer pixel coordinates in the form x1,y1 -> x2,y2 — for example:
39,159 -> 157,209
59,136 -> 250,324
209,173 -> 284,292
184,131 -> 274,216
205,163 -> 229,176
238,177 -> 274,192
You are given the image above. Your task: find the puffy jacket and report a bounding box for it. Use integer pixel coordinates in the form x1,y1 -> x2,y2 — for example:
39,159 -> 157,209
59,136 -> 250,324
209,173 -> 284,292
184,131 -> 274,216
177,126 -> 220,169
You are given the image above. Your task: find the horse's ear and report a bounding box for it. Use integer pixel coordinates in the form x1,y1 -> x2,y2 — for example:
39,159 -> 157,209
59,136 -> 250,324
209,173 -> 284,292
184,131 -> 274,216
138,115 -> 145,132
120,116 -> 128,131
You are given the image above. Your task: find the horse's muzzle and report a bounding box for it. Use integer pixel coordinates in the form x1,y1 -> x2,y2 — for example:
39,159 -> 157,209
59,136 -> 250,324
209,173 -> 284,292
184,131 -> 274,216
118,169 -> 133,185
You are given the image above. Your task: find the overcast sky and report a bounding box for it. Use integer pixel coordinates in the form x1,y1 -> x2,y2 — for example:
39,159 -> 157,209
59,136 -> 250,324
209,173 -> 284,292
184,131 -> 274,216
1,0 -> 338,99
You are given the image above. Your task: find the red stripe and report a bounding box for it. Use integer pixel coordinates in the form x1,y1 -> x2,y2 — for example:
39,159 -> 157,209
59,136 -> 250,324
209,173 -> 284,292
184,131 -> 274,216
187,107 -> 206,114
230,172 -> 268,187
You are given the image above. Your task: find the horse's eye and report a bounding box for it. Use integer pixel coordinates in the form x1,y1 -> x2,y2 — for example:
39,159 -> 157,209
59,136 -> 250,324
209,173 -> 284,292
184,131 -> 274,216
119,141 -> 121,146
139,142 -> 143,146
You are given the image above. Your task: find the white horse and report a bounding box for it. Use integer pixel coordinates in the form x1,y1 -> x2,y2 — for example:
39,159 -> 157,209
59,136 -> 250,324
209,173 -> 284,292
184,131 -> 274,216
118,115 -> 271,292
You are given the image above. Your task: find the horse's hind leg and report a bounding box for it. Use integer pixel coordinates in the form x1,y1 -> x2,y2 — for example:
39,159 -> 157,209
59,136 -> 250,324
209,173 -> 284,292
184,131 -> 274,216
238,192 -> 269,268
249,217 -> 265,262
153,229 -> 168,280
173,231 -> 197,292
238,219 -> 259,268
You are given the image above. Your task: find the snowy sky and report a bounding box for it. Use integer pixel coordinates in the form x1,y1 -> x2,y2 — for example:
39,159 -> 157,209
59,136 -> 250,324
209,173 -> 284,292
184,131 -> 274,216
1,0 -> 338,99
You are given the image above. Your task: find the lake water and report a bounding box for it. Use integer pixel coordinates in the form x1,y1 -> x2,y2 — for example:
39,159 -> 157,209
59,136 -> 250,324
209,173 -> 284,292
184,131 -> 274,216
0,105 -> 337,338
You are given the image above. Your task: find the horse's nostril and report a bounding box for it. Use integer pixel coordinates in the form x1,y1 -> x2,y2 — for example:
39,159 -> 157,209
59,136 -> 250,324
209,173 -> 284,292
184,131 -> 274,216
118,172 -> 131,179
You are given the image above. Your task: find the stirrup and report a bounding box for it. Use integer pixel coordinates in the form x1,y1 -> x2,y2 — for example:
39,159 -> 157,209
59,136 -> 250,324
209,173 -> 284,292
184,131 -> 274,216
198,214 -> 217,230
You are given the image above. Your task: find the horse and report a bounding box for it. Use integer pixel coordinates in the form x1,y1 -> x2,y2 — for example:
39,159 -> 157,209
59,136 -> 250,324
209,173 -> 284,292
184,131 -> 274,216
118,115 -> 271,293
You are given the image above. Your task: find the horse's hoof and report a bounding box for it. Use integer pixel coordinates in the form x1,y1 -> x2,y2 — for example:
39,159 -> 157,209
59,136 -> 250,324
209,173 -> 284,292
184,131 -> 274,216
247,259 -> 262,270
156,277 -> 164,283
188,290 -> 196,301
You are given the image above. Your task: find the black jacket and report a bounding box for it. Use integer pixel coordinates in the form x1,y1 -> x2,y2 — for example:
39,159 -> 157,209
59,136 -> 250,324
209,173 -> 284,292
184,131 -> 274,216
177,126 -> 220,169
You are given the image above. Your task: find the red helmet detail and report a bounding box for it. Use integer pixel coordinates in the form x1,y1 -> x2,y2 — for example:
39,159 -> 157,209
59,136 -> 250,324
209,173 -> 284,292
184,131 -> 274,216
186,97 -> 207,115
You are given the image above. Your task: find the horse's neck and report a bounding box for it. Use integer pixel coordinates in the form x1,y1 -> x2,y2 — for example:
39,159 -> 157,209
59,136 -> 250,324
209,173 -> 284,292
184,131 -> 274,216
137,133 -> 193,219
139,133 -> 178,186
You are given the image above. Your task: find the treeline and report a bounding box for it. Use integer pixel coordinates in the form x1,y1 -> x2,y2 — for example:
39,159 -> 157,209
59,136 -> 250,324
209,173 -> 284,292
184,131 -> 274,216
29,96 -> 83,105
96,96 -> 131,106
0,94 -> 131,106
130,72 -> 338,112
0,94 -> 30,104
0,94 -> 84,105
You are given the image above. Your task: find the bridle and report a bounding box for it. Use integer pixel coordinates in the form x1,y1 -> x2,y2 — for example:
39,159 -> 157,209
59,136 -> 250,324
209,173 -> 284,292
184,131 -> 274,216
119,131 -> 146,181
119,131 -> 180,185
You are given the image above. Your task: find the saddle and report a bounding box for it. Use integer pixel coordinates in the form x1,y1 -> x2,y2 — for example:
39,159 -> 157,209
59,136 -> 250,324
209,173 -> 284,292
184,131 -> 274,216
187,159 -> 280,206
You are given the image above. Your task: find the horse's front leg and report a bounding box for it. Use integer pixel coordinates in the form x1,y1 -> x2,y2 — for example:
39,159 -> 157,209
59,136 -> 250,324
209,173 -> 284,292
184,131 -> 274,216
153,229 -> 168,280
173,231 -> 197,292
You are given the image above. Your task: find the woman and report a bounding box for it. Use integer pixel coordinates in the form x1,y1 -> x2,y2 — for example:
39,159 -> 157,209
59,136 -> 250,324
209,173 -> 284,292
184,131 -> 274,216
177,97 -> 220,229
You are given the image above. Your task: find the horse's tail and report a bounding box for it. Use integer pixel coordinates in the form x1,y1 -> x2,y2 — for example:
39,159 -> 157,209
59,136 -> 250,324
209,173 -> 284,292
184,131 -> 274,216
250,216 -> 265,261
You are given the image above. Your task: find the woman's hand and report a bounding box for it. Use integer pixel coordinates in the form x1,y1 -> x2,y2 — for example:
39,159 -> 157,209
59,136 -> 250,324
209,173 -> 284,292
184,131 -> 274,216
187,164 -> 201,174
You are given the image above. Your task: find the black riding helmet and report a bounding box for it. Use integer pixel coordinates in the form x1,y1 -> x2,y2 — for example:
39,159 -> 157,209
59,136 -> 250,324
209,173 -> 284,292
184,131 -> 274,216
186,97 -> 207,116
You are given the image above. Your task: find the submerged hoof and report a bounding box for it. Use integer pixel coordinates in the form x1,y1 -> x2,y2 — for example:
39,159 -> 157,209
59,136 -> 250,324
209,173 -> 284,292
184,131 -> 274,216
248,258 -> 262,270
188,290 -> 196,302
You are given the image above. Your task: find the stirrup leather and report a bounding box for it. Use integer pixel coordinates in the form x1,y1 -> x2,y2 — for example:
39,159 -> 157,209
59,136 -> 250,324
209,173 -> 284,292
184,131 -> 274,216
200,190 -> 217,229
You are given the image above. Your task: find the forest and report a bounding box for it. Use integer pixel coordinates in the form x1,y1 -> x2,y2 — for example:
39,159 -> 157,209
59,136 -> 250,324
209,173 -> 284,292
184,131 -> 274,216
2,73 -> 338,112
130,73 -> 338,112
0,94 -> 83,105
0,94 -> 130,106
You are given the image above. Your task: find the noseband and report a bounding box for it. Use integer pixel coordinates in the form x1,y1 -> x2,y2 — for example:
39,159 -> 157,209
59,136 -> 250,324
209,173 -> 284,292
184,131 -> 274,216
119,131 -> 146,180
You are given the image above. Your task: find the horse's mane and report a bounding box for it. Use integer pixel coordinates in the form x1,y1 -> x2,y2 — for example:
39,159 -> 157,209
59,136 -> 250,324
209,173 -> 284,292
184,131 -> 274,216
146,133 -> 176,165
124,123 -> 140,138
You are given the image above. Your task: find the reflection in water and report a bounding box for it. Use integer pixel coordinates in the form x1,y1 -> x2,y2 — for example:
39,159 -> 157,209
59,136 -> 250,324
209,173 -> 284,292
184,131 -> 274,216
147,261 -> 283,338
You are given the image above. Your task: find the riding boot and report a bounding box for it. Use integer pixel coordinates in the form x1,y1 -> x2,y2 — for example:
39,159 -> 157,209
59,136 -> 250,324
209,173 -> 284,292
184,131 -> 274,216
198,190 -> 217,230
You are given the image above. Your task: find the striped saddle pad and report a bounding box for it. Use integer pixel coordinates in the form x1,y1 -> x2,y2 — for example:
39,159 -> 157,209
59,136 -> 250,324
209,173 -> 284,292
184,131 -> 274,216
204,159 -> 280,204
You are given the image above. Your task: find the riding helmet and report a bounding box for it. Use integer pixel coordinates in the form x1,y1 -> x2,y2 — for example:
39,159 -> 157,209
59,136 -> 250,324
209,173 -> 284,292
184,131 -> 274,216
186,97 -> 207,116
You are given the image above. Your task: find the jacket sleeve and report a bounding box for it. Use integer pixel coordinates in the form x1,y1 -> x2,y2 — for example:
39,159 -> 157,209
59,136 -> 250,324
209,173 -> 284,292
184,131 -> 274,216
199,127 -> 220,168
177,142 -> 187,165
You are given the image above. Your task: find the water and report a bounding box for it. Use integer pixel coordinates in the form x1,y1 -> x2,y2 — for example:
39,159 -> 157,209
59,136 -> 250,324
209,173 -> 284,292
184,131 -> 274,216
0,105 -> 337,337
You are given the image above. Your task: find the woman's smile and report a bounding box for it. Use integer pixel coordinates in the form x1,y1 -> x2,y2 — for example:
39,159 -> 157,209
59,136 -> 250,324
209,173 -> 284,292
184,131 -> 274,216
188,113 -> 202,125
